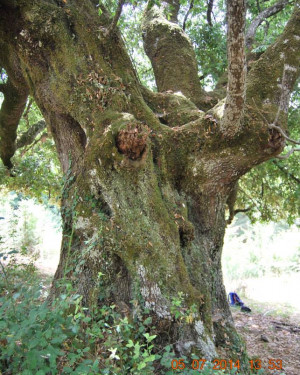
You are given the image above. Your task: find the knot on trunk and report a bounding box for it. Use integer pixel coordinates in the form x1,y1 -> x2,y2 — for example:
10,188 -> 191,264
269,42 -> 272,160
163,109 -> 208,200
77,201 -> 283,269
116,123 -> 150,160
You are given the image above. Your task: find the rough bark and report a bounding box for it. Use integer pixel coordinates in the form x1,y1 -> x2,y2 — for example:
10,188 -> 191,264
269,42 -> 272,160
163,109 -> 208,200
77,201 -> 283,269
0,0 -> 299,372
221,0 -> 246,138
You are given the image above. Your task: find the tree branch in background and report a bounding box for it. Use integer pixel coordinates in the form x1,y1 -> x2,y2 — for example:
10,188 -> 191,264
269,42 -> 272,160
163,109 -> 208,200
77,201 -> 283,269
109,0 -> 125,32
0,78 -> 28,169
246,0 -> 291,50
16,119 -> 46,149
20,132 -> 48,157
183,0 -> 194,30
207,0 -> 214,26
221,0 -> 246,138
273,160 -> 300,183
22,97 -> 33,127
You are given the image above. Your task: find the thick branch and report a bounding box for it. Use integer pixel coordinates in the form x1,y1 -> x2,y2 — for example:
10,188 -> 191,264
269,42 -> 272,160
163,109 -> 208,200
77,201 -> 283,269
246,0 -> 291,50
221,0 -> 246,138
142,5 -> 216,111
0,79 -> 28,168
246,3 -> 300,126
16,119 -> 46,149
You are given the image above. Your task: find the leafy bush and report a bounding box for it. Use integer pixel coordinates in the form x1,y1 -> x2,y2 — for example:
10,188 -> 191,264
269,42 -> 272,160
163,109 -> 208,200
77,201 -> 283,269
0,253 -> 272,375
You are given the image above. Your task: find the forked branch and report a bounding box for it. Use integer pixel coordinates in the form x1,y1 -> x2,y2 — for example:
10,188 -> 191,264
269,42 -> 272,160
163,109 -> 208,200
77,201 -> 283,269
246,0 -> 291,50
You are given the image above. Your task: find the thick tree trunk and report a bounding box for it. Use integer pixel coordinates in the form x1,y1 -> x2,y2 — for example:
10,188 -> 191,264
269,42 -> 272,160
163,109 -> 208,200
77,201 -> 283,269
0,0 -> 299,372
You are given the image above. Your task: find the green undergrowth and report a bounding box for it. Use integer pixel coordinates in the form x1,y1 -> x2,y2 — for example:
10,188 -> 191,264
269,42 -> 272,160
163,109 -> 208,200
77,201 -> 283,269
0,252 -> 284,375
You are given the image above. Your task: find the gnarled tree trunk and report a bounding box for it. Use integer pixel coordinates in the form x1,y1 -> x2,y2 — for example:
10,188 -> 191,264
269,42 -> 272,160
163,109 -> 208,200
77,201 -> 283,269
0,0 -> 299,372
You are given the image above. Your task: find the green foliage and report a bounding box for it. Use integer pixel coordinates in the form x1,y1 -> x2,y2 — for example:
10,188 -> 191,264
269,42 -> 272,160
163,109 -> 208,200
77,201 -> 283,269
223,214 -> 300,282
238,99 -> 300,224
1,253 -> 265,375
0,255 -> 158,374
249,1 -> 294,53
119,2 -> 156,90
0,192 -> 61,259
183,8 -> 227,85
0,97 -> 61,201
170,292 -> 198,324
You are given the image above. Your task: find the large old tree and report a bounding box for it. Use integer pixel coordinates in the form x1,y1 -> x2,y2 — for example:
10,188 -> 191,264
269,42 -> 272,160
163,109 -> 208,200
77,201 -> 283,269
0,0 -> 299,370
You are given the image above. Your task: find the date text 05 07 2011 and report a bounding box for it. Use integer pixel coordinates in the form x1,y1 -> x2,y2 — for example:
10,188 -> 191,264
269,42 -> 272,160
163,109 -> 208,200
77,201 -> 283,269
170,358 -> 283,371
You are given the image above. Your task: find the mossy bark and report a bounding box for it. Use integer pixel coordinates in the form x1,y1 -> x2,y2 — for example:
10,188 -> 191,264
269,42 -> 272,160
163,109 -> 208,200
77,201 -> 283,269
0,1 -> 299,373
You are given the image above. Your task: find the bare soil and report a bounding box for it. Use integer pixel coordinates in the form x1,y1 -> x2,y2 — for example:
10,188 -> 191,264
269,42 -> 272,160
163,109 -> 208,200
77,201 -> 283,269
232,303 -> 300,375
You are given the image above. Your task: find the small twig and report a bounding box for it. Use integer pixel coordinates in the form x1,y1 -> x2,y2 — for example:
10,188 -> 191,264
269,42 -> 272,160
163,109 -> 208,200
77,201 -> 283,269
272,160 -> 300,184
251,98 -> 300,152
227,206 -> 253,225
239,186 -> 260,211
182,0 -> 194,31
22,98 -> 33,120
16,119 -> 46,149
268,123 -> 300,145
263,19 -> 270,36
22,98 -> 34,128
276,147 -> 300,159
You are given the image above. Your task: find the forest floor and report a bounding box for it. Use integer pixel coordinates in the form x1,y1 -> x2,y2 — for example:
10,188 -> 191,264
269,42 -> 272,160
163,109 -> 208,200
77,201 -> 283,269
231,299 -> 300,375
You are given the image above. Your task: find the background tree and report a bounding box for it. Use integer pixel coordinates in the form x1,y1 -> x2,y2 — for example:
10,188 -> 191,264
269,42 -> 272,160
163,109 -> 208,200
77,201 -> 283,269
0,0 -> 299,372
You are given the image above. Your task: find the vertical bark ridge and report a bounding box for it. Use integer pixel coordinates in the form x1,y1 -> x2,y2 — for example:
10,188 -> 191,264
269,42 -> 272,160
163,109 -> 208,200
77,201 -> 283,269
221,0 -> 246,138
